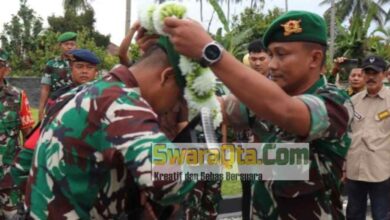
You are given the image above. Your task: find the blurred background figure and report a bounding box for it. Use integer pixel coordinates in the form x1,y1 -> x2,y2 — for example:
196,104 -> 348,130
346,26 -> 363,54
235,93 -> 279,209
345,68 -> 365,96
247,39 -> 270,77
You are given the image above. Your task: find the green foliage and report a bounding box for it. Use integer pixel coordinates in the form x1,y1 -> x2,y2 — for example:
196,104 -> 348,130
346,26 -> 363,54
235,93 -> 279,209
209,2 -> 283,60
209,0 -> 230,32
231,7 -> 283,42
1,0 -> 117,77
129,43 -> 141,62
63,0 -> 91,14
48,9 -> 110,48
229,7 -> 283,60
366,36 -> 390,60
75,29 -> 118,71
6,29 -> 117,77
1,0 -> 43,69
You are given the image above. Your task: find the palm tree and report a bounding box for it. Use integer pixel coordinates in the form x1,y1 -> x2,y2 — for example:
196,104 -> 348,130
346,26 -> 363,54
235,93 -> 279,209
371,26 -> 390,44
320,0 -> 390,26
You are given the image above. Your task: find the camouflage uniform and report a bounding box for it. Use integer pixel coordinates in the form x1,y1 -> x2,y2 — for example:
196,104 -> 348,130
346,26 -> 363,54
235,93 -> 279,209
225,76 -> 353,219
25,66 -> 196,219
40,57 -> 73,97
181,80 -> 229,220
0,80 -> 34,219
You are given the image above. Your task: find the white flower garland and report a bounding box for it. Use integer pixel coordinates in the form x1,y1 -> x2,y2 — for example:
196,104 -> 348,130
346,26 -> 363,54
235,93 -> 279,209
153,1 -> 187,36
139,5 -> 157,33
139,2 -> 223,127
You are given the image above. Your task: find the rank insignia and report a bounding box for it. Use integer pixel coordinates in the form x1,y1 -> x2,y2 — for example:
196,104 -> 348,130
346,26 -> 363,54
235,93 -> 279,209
375,110 -> 390,121
281,19 -> 302,36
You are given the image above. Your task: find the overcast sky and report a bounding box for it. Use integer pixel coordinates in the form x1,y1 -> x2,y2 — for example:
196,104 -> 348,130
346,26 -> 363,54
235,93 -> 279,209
1,0 -> 329,45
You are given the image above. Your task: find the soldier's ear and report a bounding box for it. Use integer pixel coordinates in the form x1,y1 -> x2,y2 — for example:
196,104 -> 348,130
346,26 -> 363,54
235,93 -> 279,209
160,67 -> 175,86
309,49 -> 323,69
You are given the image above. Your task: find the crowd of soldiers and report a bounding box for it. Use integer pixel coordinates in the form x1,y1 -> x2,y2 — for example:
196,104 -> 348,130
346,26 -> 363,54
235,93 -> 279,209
0,6 -> 389,220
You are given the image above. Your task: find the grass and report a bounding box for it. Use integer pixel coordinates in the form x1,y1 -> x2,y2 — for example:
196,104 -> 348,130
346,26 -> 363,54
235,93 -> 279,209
29,108 -> 241,196
31,108 -> 38,124
222,180 -> 242,196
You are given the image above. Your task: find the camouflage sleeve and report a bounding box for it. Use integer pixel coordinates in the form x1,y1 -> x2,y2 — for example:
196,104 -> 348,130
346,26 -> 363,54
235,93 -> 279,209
296,85 -> 353,141
222,94 -> 250,131
105,95 -> 195,205
10,147 -> 34,187
40,62 -> 52,85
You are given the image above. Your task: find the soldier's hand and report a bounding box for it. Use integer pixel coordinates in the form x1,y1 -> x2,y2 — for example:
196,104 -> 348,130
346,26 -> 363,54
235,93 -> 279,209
135,28 -> 159,52
332,57 -> 348,75
129,21 -> 141,33
163,17 -> 214,59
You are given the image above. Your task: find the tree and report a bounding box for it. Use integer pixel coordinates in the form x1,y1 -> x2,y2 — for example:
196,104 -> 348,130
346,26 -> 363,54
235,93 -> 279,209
209,0 -> 282,60
48,7 -> 110,48
331,1 -> 389,59
63,0 -> 92,14
1,0 -> 43,70
320,0 -> 390,26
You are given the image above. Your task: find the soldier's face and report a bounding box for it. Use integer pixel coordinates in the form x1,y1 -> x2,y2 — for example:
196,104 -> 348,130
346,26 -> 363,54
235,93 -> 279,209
248,52 -> 270,76
363,68 -> 385,94
60,41 -> 77,53
71,61 -> 97,85
348,68 -> 365,90
268,42 -> 321,94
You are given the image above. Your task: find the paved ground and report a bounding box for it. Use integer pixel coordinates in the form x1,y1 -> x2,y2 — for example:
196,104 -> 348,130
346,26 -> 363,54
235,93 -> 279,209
218,196 -> 373,219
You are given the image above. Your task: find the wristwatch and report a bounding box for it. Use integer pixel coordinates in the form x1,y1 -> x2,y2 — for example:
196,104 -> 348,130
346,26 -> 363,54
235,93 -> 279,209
199,41 -> 224,67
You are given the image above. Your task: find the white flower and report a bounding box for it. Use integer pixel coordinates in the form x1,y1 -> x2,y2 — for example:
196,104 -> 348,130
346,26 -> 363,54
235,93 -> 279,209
190,69 -> 216,96
139,4 -> 156,33
213,111 -> 223,127
153,1 -> 187,35
184,88 -> 223,127
179,56 -> 195,75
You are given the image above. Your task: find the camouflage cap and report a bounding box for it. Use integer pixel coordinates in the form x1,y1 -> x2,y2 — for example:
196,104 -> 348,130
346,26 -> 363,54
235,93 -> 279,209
0,49 -> 9,62
157,36 -> 186,89
263,11 -> 327,48
67,49 -> 100,65
58,32 -> 77,43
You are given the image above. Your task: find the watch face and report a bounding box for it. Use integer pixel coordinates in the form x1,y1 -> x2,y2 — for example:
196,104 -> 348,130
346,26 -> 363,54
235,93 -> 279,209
205,44 -> 221,60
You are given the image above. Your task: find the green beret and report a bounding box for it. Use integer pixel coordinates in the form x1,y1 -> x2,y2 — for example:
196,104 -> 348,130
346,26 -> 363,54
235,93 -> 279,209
58,32 -> 77,43
263,11 -> 327,48
157,36 -> 186,90
0,49 -> 9,62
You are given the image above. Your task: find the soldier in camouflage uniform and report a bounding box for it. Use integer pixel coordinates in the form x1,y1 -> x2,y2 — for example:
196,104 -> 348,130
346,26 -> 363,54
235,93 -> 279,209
38,32 -> 77,121
164,10 -> 353,219
119,27 -> 221,219
25,37 -> 201,219
6,49 -> 100,193
0,49 -> 35,219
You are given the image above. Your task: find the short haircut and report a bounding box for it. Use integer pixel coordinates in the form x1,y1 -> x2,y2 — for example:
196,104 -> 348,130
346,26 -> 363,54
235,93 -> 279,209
136,45 -> 170,68
247,39 -> 267,53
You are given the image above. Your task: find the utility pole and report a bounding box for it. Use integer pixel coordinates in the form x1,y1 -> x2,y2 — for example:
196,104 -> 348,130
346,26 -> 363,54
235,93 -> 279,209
125,0 -> 131,36
330,0 -> 336,62
285,0 -> 288,11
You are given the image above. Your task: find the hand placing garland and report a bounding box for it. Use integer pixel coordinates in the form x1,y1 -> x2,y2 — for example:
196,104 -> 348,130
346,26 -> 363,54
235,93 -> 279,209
139,1 -> 223,127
